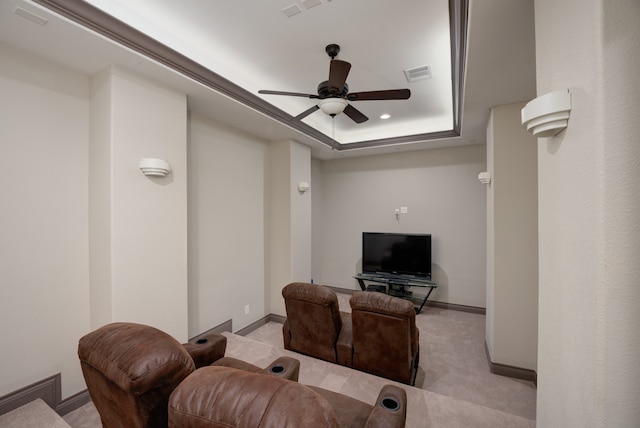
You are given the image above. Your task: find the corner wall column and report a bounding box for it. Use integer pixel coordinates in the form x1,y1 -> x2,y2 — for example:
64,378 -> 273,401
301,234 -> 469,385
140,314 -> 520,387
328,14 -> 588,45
89,65 -> 189,340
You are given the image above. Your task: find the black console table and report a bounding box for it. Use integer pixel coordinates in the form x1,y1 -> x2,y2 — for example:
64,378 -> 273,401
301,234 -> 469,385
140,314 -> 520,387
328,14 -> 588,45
354,273 -> 438,314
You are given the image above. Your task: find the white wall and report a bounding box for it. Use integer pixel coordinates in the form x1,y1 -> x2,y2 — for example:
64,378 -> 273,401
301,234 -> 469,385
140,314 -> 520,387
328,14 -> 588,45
312,145 -> 487,308
535,0 -> 640,425
485,102 -> 538,371
188,114 -> 270,335
0,44 -> 91,398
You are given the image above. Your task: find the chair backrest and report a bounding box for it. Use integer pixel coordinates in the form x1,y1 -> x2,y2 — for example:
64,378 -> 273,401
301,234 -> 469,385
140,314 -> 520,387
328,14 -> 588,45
282,282 -> 343,362
78,322 -> 195,428
349,292 -> 419,384
168,366 -> 339,427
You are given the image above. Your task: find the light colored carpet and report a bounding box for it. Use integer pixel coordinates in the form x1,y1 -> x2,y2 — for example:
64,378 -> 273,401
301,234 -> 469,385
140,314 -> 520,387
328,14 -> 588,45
63,330 -> 534,428
224,330 -> 535,427
246,293 -> 536,421
0,399 -> 71,428
63,296 -> 536,427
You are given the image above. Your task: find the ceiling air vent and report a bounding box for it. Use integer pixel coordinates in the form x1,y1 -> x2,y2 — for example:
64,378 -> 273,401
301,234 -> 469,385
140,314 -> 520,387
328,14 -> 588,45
302,0 -> 322,9
404,65 -> 432,82
281,4 -> 302,18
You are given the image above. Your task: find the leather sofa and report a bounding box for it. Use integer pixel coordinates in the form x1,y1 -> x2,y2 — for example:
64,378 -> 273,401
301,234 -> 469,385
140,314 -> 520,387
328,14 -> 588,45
78,322 -> 299,428
281,283 -> 420,385
168,366 -> 407,427
282,282 -> 352,365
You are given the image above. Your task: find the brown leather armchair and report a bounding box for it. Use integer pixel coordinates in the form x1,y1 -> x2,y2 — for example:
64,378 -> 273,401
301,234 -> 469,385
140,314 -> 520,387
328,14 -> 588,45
348,292 -> 420,385
168,366 -> 407,428
282,282 -> 352,364
78,322 -> 299,428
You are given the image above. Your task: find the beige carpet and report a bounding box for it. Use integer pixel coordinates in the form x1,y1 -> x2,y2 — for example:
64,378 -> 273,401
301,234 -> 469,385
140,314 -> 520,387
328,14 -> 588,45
225,330 -> 535,427
63,296 -> 537,427
0,399 -> 71,428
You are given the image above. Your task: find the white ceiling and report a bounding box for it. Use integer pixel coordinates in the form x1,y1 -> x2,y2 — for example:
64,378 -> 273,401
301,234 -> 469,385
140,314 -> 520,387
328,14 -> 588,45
0,0 -> 536,160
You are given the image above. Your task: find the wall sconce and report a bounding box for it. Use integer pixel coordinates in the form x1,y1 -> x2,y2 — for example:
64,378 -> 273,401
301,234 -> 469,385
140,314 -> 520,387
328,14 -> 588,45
139,158 -> 171,177
298,182 -> 310,193
521,89 -> 571,137
478,172 -> 491,184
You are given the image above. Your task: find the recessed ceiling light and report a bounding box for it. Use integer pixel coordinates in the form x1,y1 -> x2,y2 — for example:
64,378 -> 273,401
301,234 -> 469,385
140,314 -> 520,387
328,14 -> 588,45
380,114 -> 391,120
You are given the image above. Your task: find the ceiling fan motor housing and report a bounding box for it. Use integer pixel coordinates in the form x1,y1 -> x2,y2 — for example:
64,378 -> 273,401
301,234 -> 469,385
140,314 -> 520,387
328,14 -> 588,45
318,81 -> 349,98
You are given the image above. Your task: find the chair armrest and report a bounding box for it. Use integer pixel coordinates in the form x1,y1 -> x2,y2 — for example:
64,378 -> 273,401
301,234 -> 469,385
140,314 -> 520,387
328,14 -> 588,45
336,311 -> 353,367
182,333 -> 227,369
365,385 -> 407,428
258,356 -> 300,381
213,356 -> 300,382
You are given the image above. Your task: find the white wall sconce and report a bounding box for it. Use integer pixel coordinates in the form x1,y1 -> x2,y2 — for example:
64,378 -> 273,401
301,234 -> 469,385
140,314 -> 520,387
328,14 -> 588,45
139,158 -> 171,177
298,181 -> 310,193
478,171 -> 491,184
521,89 -> 571,137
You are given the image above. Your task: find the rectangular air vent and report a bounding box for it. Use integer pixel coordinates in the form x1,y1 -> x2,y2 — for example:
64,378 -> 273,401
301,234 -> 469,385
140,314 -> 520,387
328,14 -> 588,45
302,0 -> 322,9
282,4 -> 302,18
404,65 -> 432,82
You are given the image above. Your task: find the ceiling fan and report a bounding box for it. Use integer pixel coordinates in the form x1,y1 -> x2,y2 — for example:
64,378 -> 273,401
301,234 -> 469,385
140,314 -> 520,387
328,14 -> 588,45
259,44 -> 411,124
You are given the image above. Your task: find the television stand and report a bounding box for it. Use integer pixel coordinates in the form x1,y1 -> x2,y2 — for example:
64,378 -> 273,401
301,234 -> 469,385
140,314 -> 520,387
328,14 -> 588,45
353,273 -> 438,314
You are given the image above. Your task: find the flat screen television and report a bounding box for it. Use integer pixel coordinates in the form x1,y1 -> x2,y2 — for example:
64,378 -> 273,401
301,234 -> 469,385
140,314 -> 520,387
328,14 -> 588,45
362,232 -> 432,279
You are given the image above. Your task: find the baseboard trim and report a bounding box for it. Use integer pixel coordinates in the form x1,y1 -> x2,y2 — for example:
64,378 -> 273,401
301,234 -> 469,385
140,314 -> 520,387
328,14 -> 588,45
426,300 -> 486,315
235,314 -> 285,336
484,340 -> 537,384
0,372 -> 89,417
0,373 -> 61,416
326,285 -> 486,315
190,319 -> 233,342
56,389 -> 91,416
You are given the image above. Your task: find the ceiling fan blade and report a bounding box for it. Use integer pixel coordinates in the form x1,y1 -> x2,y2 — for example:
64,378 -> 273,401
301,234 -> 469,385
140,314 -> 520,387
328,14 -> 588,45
294,105 -> 320,121
259,90 -> 319,99
347,89 -> 411,101
343,104 -> 369,123
327,59 -> 351,94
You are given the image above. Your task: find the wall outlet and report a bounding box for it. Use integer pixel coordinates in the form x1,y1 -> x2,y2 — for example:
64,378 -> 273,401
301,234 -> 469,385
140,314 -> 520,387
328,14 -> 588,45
244,305 -> 250,315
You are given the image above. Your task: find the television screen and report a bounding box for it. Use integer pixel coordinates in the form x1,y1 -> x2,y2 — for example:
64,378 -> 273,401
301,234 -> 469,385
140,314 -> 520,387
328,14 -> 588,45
362,232 -> 431,279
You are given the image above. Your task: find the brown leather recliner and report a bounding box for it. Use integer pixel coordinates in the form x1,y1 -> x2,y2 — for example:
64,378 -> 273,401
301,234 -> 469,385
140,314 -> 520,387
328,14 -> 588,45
348,292 -> 420,385
168,366 -> 407,428
282,282 -> 352,365
78,322 -> 299,428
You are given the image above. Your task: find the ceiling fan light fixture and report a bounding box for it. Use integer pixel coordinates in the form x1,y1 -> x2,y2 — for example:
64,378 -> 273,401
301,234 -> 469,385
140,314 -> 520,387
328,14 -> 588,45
318,98 -> 348,116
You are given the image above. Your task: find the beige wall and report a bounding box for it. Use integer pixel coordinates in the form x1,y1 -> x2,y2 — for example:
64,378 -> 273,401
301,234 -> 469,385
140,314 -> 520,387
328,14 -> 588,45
485,102 -> 538,371
535,0 -> 640,425
90,66 -> 189,340
0,44 -> 91,398
187,114 -> 270,336
312,145 -> 487,308
268,140 -> 312,317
